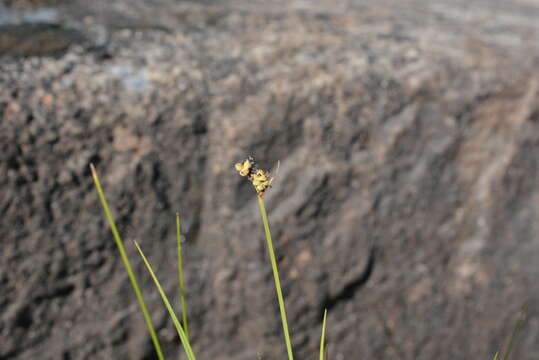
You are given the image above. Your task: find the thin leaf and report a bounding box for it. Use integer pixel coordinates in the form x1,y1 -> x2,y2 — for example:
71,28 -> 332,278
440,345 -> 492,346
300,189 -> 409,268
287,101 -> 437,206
134,241 -> 197,360
90,164 -> 165,360
177,213 -> 189,340
320,309 -> 328,360
492,352 -> 499,360
502,307 -> 527,360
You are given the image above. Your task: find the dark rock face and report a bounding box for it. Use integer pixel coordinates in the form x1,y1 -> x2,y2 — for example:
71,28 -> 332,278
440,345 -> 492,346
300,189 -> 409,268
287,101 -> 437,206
0,23 -> 86,56
1,0 -> 539,359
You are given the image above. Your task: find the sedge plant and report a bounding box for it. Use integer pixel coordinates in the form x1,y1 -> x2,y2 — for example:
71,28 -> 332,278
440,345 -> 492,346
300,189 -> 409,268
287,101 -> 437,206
91,158 -> 529,360
134,240 -> 196,360
235,157 -> 294,359
91,164 -> 166,360
91,165 -> 194,360
177,213 -> 189,340
237,157 -> 329,360
92,158 -> 330,360
320,309 -> 328,360
492,306 -> 528,360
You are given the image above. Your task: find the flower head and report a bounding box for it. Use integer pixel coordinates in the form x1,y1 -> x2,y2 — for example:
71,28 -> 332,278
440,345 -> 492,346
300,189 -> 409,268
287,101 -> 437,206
235,157 -> 254,177
235,157 -> 273,196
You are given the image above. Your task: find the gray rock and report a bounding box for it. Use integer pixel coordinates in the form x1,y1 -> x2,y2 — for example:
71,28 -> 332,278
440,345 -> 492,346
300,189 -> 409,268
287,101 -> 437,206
1,0 -> 539,359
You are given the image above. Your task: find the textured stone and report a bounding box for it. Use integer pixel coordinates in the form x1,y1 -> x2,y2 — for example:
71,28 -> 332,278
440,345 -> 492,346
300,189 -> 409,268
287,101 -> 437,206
1,0 -> 539,359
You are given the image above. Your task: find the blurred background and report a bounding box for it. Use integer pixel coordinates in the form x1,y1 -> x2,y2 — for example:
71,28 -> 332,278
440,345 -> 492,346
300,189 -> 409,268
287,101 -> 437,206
1,0 -> 539,359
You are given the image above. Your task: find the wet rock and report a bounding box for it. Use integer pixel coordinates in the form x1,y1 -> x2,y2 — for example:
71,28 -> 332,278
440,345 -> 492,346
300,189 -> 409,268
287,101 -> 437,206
2,0 -> 69,9
0,23 -> 86,56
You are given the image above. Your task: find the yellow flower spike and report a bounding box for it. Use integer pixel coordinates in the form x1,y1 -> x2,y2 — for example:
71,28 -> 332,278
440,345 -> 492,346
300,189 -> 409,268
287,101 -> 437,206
235,157 -> 273,195
252,170 -> 268,183
235,158 -> 254,177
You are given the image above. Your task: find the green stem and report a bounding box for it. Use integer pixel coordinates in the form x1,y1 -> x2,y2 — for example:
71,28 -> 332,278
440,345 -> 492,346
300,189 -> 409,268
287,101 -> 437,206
502,307 -> 527,360
90,164 -> 165,360
135,241 -> 197,360
257,195 -> 294,360
176,213 -> 189,340
320,309 -> 328,360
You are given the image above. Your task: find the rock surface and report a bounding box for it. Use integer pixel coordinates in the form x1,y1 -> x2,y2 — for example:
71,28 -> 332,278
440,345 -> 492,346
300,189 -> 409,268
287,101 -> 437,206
1,0 -> 539,359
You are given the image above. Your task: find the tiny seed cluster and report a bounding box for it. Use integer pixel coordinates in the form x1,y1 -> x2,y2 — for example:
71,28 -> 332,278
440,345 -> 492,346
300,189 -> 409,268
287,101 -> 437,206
235,157 -> 272,195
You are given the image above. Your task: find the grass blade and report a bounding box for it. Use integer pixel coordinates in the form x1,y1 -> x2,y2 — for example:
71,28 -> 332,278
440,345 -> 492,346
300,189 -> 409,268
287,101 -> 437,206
176,213 -> 189,340
492,352 -> 499,360
257,195 -> 294,360
320,309 -> 328,360
134,241 -> 197,360
90,164 -> 165,360
501,307 -> 527,360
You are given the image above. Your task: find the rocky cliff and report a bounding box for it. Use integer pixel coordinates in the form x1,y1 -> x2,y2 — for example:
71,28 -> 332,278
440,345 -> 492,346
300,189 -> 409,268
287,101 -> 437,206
1,0 -> 539,359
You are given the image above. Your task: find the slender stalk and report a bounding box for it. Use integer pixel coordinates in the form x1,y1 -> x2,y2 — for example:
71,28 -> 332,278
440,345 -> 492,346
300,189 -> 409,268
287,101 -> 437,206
176,213 -> 189,340
90,164 -> 165,360
320,309 -> 328,360
134,241 -> 197,360
502,307 -> 527,360
257,195 -> 294,360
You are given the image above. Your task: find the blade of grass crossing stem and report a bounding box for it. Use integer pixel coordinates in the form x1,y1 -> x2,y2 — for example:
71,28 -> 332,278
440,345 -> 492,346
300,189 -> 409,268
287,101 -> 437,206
492,352 -> 499,360
134,241 -> 197,360
176,213 -> 189,340
257,195 -> 294,360
90,164 -> 165,360
320,309 -> 328,360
